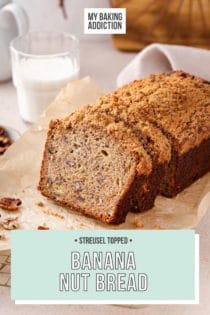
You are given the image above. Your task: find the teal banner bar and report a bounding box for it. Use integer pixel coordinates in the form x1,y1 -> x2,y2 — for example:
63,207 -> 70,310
11,230 -> 197,303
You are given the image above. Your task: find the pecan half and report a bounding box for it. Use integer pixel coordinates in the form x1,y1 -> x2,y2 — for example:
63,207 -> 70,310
0,198 -> 22,211
0,126 -> 12,155
37,224 -> 49,230
0,147 -> 7,154
2,217 -> 19,230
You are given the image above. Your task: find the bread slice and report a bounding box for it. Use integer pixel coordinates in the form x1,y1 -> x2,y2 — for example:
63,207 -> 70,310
114,71 -> 210,197
38,110 -> 152,224
82,92 -> 171,212
75,102 -> 168,213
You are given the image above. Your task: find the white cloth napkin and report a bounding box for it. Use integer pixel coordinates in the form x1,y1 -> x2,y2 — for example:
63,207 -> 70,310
117,43 -> 210,87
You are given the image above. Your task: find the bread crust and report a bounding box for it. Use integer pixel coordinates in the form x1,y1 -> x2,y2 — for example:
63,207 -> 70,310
108,70 -> 210,197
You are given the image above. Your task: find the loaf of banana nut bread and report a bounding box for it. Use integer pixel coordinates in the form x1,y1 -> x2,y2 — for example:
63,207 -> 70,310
39,71 -> 210,224
111,71 -> 210,197
38,111 -> 152,224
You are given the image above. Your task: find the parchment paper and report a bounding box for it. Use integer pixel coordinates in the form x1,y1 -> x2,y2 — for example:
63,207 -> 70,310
0,77 -> 210,251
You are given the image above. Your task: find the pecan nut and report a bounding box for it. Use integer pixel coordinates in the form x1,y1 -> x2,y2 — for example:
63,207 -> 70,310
2,217 -> 19,230
0,198 -> 22,211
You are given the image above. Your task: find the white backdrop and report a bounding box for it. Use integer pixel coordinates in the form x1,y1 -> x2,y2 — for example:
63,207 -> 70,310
15,0 -> 110,39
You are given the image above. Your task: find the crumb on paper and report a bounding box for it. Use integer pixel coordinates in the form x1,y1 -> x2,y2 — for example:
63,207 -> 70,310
0,233 -> 6,240
37,223 -> 50,230
42,208 -> 64,220
79,222 -> 88,229
153,224 -> 162,230
0,197 -> 22,211
1,217 -> 19,230
36,201 -> 44,207
132,218 -> 144,228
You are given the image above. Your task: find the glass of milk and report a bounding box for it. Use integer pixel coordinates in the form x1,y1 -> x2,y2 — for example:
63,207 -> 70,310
10,31 -> 80,123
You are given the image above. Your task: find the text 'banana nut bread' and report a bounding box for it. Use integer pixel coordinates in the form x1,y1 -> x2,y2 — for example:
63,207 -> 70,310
38,110 -> 152,224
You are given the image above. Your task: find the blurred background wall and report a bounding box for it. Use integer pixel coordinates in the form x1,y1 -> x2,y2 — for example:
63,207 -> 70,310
15,0 -> 110,39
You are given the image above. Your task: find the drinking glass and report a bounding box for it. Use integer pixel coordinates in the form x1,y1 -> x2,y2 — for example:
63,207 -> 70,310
10,31 -> 80,123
